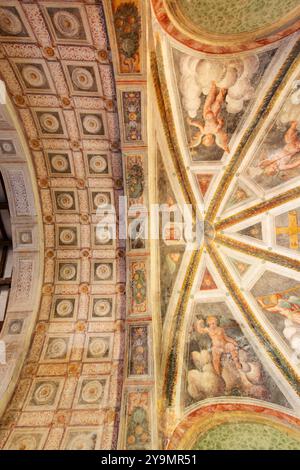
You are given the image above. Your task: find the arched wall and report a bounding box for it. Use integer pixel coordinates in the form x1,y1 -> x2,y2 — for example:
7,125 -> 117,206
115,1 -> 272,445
167,403 -> 300,449
0,84 -> 43,419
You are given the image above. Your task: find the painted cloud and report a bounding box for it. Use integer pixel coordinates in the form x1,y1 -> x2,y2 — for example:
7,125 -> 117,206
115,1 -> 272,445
179,54 -> 259,118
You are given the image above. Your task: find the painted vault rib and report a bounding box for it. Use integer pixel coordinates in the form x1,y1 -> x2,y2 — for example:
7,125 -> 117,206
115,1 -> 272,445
152,23 -> 300,433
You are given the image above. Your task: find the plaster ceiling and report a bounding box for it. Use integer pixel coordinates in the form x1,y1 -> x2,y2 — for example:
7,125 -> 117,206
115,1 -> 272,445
170,0 -> 300,35
152,0 -> 300,53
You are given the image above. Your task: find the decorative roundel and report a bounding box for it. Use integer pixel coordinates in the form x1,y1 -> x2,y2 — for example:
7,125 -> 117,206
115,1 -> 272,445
56,299 -> 74,317
9,320 -> 22,334
59,228 -> 76,245
88,338 -> 108,358
2,142 -> 14,153
0,8 -> 23,35
72,67 -> 94,90
20,232 -> 31,244
56,193 -> 74,210
95,227 -> 111,244
22,65 -> 46,88
53,10 -> 80,38
93,192 -> 110,208
51,154 -> 69,172
95,263 -> 112,281
83,114 -> 103,134
59,264 -> 76,281
67,434 -> 96,451
33,382 -> 56,405
93,299 -> 111,317
39,113 -> 60,133
89,155 -> 107,173
14,435 -> 38,451
46,338 -> 67,359
81,380 -> 103,403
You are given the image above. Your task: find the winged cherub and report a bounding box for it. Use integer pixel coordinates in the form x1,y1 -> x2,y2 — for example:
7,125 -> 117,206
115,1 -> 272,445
194,316 -> 242,375
188,81 -> 230,153
258,121 -> 300,176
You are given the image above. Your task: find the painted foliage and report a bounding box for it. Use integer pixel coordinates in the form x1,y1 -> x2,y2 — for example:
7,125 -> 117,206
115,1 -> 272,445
124,390 -> 152,450
112,0 -> 142,74
127,157 -> 144,201
130,260 -> 147,315
128,325 -> 149,376
125,154 -> 146,250
122,91 -> 142,142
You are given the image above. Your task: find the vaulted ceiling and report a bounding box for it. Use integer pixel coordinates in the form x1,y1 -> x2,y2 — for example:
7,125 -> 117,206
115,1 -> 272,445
0,0 -> 300,451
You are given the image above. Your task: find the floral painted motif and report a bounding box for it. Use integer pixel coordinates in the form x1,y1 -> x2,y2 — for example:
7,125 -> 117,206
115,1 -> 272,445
131,262 -> 147,314
129,325 -> 149,376
122,91 -> 142,142
125,391 -> 151,450
125,154 -> 146,251
127,162 -> 144,200
113,1 -> 141,73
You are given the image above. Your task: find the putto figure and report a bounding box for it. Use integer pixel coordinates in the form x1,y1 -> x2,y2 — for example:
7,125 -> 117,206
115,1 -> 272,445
258,294 -> 300,325
194,315 -> 241,375
188,81 -> 230,153
258,121 -> 300,176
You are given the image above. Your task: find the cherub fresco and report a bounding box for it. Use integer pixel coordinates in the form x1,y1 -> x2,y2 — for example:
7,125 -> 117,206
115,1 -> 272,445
177,50 -> 275,160
249,121 -> 300,178
247,80 -> 300,189
258,294 -> 300,325
193,316 -> 241,375
186,302 -> 289,407
257,291 -> 300,364
188,81 -> 230,153
252,272 -> 300,366
188,314 -> 266,401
